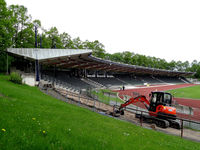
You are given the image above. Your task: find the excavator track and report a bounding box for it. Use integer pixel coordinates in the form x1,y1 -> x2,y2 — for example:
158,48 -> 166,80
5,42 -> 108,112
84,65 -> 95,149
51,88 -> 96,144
114,107 -> 180,129
136,113 -> 170,128
167,119 -> 181,129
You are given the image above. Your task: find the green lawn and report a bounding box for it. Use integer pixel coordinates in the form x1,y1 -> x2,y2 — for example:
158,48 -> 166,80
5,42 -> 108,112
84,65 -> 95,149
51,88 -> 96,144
0,75 -> 200,150
167,85 -> 200,99
91,89 -> 123,104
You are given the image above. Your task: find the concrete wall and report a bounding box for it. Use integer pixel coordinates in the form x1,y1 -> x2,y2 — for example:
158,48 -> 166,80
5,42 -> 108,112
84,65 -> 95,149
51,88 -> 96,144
21,73 -> 36,86
184,121 -> 200,130
175,105 -> 193,115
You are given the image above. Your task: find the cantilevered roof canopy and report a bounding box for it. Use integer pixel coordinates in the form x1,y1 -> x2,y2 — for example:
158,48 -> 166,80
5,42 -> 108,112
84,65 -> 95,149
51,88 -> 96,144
7,48 -> 92,60
7,48 -> 195,76
85,56 -> 194,76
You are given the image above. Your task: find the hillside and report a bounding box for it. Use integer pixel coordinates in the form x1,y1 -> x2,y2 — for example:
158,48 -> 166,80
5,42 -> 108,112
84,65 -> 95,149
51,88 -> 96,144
0,75 -> 200,150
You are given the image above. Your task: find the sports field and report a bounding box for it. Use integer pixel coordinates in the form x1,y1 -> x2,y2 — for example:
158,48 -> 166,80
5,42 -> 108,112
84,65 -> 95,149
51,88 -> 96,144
1,75 -> 200,149
167,85 -> 200,100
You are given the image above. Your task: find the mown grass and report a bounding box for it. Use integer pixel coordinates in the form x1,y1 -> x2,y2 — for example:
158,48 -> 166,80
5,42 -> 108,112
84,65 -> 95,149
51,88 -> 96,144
100,89 -> 117,94
0,75 -> 200,150
167,85 -> 200,99
91,89 -> 123,104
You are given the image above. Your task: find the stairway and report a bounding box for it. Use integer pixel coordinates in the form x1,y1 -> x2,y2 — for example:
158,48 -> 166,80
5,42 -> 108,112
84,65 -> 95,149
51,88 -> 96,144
81,78 -> 106,89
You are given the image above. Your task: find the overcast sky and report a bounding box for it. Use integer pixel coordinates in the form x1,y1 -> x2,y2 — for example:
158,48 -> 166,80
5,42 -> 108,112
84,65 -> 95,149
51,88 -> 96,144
6,0 -> 200,63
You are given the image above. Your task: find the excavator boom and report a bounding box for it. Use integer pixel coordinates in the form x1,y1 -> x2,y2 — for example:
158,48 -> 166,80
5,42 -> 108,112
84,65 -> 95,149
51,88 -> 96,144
120,95 -> 150,110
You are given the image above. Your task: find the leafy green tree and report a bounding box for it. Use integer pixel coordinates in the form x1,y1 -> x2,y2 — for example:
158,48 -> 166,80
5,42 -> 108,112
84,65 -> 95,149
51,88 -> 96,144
83,40 -> 105,58
60,32 -> 74,48
0,0 -> 14,51
40,33 -> 51,48
45,27 -> 63,48
108,52 -> 123,62
188,60 -> 200,78
182,61 -> 190,71
73,37 -> 83,49
121,51 -> 133,64
9,5 -> 33,48
168,60 -> 176,71
0,0 -> 15,72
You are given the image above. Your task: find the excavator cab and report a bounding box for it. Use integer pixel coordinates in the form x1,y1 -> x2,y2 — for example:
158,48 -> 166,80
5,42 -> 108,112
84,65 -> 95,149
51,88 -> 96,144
149,92 -> 172,112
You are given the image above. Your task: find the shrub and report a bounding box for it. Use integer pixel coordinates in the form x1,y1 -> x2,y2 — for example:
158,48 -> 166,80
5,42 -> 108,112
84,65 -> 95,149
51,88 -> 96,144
9,72 -> 22,84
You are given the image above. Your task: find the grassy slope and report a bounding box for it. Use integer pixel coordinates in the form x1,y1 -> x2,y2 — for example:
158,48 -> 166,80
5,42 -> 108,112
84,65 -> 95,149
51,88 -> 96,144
0,75 -> 200,150
167,85 -> 200,99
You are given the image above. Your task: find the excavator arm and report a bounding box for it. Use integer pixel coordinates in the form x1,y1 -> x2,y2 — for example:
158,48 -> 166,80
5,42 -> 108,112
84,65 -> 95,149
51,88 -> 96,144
119,95 -> 150,111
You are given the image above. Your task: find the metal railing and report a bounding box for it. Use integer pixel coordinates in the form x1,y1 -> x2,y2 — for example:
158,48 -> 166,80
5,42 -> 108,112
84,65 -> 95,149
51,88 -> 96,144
118,106 -> 200,138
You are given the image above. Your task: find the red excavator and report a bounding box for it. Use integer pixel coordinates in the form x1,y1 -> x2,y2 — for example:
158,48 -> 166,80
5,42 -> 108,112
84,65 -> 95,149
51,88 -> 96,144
114,91 -> 180,129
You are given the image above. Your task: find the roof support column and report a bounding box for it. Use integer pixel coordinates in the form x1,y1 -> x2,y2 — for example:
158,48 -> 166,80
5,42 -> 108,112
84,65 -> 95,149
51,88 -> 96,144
35,59 -> 40,82
86,69 -> 88,78
40,64 -> 43,79
35,50 -> 40,82
53,64 -> 57,87
95,71 -> 97,78
84,69 -> 87,78
54,64 -> 57,78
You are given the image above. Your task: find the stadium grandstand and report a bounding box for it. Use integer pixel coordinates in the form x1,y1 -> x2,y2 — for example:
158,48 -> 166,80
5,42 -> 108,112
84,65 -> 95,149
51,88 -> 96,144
7,48 -> 194,92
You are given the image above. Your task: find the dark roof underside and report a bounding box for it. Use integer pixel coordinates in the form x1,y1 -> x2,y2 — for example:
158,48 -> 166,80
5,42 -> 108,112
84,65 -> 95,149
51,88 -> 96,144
7,48 -> 194,76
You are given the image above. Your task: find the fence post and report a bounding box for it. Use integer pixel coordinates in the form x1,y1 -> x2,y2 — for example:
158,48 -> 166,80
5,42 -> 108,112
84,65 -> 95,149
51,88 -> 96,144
98,97 -> 100,111
189,107 -> 192,128
113,105 -> 115,117
115,95 -> 117,106
93,95 -> 96,112
180,119 -> 184,138
140,111 -> 143,126
86,96 -> 88,106
78,89 -> 81,106
65,93 -> 68,103
109,93 -> 111,104
78,94 -> 80,106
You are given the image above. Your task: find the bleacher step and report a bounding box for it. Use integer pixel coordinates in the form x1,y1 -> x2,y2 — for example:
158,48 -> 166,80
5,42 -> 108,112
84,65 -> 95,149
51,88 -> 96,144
81,78 -> 105,88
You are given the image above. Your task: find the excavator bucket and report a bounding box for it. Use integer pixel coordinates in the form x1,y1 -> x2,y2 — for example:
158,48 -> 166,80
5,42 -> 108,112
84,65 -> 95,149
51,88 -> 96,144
112,105 -> 124,117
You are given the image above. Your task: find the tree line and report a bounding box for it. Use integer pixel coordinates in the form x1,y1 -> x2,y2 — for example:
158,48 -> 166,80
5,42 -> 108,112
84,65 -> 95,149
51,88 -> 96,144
0,0 -> 200,78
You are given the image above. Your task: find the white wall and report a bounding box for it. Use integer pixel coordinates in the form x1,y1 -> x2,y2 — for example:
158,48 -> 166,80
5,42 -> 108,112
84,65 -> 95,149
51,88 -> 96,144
21,74 -> 36,86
